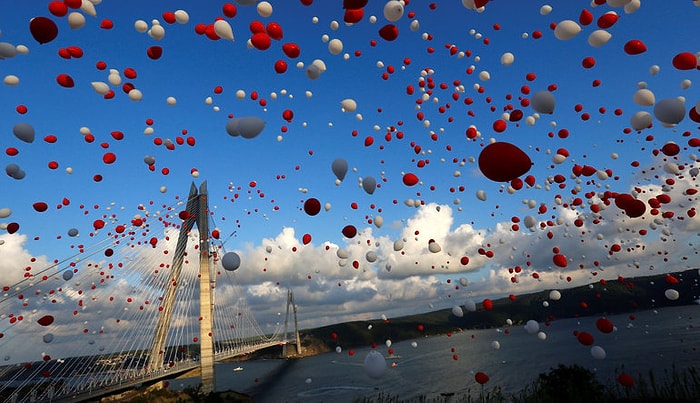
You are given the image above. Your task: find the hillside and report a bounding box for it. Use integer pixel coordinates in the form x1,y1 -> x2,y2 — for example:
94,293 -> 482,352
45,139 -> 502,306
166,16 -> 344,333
296,268 -> 700,353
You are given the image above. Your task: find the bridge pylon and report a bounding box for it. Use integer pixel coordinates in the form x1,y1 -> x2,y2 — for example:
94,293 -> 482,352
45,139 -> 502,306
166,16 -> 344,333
282,289 -> 302,356
147,181 -> 216,394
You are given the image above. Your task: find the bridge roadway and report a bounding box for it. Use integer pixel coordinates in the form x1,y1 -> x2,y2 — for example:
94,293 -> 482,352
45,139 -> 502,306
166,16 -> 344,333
40,340 -> 287,403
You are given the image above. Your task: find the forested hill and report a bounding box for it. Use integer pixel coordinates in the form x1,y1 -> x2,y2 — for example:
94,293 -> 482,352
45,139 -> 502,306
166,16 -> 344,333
301,268 -> 700,351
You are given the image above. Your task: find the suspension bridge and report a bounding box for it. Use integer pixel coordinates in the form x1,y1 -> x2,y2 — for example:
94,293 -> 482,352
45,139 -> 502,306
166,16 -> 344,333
0,182 -> 300,402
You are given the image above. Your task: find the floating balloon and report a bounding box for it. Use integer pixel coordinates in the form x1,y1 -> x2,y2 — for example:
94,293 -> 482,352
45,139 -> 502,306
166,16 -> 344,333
474,372 -> 489,385
630,111 -> 652,130
214,20 -> 234,41
428,240 -> 441,253
363,350 -> 387,378
13,123 -> 35,143
304,198 -> 321,216
531,91 -> 556,114
591,345 -> 606,360
362,176 -> 377,194
365,250 -> 377,262
451,305 -> 464,317
226,117 -> 266,139
500,52 -> 514,66
587,30 -> 612,47
221,251 -> 241,271
0,42 -> 17,59
654,98 -> 686,125
524,320 -> 539,334
478,142 -> 532,182
665,288 -> 680,300
464,299 -> 476,312
393,239 -> 404,251
633,89 -> 655,106
42,333 -> 54,343
383,1 -> 404,22
331,158 -> 349,181
37,315 -> 54,326
549,290 -> 561,301
672,52 -> 698,70
63,269 -> 74,281
554,20 -> 581,40
374,215 -> 383,228
30,17 -> 59,44
596,318 -> 614,334
342,225 -> 357,238
340,99 -> 357,112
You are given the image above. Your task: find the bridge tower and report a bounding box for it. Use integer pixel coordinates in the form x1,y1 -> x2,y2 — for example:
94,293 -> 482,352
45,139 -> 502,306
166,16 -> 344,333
282,289 -> 302,356
147,181 -> 216,394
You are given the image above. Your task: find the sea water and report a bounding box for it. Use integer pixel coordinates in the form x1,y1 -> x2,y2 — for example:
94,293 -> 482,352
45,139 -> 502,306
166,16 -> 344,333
174,305 -> 700,402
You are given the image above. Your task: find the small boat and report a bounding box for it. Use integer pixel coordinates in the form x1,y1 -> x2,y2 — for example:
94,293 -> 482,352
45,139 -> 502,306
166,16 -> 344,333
233,366 -> 243,372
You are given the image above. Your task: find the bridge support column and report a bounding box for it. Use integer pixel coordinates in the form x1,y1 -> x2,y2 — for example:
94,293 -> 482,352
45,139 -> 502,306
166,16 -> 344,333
197,182 -> 216,394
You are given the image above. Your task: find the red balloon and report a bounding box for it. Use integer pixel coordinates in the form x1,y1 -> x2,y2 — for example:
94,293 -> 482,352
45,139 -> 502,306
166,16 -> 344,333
553,254 -> 567,268
64,0 -> 81,8
103,152 -> 116,164
282,109 -> 294,122
344,8 -> 364,24
460,256 -> 469,265
595,318 -> 614,334
344,0 -> 368,8
672,52 -> 698,70
661,142 -> 680,156
303,198 -> 321,216
100,19 -> 114,29
249,20 -> 266,34
222,3 -> 237,18
48,2 -> 68,17
32,202 -> 48,212
617,373 -> 634,387
482,299 -> 493,310
30,16 -> 59,44
274,60 -> 288,74
302,233 -> 312,245
378,24 -> 399,41
37,315 -> 54,326
56,74 -> 74,88
266,22 -> 283,40
282,43 -> 301,58
597,12 -> 619,29
577,331 -> 594,345
342,225 -> 357,238
579,9 -> 593,26
403,173 -> 419,186
624,199 -> 646,218
251,33 -> 272,50
147,46 -> 163,60
478,142 -> 532,182
93,219 -> 105,230
475,372 -> 489,385
7,222 -> 19,234
624,40 -> 647,55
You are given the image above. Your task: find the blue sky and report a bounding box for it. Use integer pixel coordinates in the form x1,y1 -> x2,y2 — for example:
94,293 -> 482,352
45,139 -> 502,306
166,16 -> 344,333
1,1 -> 700,363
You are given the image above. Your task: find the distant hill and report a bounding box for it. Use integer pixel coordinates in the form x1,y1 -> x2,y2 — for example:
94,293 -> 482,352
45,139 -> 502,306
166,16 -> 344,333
297,268 -> 700,352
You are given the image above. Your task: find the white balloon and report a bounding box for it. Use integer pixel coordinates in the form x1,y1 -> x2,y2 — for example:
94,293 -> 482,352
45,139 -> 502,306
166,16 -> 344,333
149,24 -> 165,40
221,252 -> 241,271
128,89 -> 143,101
588,30 -> 612,47
633,89 -> 655,106
134,19 -> 148,33
328,39 -> 343,55
374,215 -> 383,228
0,208 -> 11,218
591,345 -> 607,360
341,98 -> 357,112
174,10 -> 189,24
476,190 -> 487,201
537,331 -> 547,340
428,240 -> 441,253
214,20 -> 234,41
337,248 -> 349,259
364,350 -> 387,378
452,305 -> 464,317
524,319 -> 539,334
665,288 -> 680,301
549,290 -> 561,301
411,341 -> 418,348
91,81 -> 110,95
654,98 -> 686,125
500,52 -> 515,66
531,91 -> 555,114
68,12 -> 86,30
630,111 -> 652,130
540,5 -> 553,15
393,240 -> 404,251
491,340 -> 501,350
383,1 -> 404,21
365,251 -> 377,263
464,299 -> 476,312
3,75 -> 19,86
554,20 -> 581,40
257,1 -> 273,17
